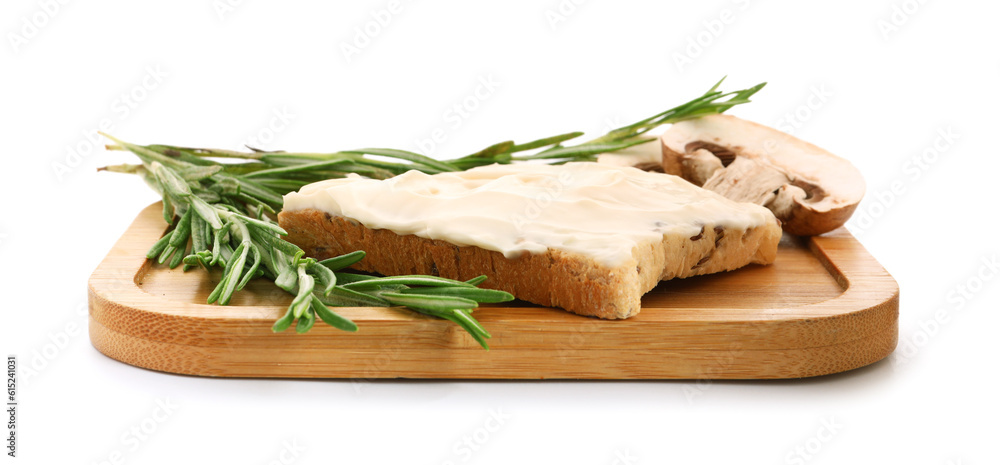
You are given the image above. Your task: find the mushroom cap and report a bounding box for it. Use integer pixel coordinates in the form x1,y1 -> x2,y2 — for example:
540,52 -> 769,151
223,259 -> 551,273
661,114 -> 865,236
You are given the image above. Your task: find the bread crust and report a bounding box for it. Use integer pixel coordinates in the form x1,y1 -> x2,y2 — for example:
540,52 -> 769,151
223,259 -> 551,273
278,209 -> 781,319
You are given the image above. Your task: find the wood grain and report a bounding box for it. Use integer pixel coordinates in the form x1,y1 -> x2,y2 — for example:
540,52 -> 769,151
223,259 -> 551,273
88,203 -> 898,379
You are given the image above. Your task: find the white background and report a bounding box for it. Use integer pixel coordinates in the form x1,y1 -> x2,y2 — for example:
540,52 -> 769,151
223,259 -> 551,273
2,0 -> 998,464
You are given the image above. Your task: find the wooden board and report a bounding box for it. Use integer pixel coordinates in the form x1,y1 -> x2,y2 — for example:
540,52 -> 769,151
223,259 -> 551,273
88,203 -> 898,379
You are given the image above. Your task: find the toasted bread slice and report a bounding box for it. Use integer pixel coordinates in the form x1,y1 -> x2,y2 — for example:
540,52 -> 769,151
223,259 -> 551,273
278,163 -> 781,319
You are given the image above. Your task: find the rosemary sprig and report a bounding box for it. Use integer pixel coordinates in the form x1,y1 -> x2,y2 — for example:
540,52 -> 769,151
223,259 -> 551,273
101,134 -> 508,349
113,78 -> 764,178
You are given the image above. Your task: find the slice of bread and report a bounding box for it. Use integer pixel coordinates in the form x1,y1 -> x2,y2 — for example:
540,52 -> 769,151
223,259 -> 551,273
278,163 -> 782,319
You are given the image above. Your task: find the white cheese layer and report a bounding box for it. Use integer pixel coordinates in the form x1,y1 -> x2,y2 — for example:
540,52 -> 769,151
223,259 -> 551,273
282,162 -> 777,268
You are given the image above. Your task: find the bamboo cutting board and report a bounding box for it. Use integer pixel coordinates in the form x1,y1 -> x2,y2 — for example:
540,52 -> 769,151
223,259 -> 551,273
88,203 -> 898,379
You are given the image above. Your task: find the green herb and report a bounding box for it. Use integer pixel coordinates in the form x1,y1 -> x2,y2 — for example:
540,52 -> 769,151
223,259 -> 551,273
100,78 -> 763,350
101,134 -> 509,349
109,78 -> 764,182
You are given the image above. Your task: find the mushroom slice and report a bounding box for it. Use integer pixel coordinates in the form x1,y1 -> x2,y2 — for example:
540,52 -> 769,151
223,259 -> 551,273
660,114 -> 865,236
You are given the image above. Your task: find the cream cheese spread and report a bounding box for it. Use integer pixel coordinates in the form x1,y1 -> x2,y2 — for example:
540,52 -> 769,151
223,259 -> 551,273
282,162 -> 776,267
